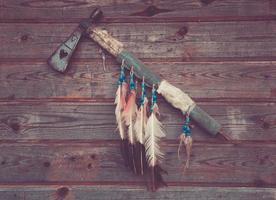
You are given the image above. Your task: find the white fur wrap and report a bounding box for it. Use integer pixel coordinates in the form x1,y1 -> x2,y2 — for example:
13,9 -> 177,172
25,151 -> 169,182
157,80 -> 196,114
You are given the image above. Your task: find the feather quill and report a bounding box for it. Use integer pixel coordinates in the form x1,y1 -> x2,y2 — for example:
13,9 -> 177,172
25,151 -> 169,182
144,86 -> 167,191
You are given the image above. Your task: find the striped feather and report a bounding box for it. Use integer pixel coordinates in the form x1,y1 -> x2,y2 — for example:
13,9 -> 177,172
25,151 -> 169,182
144,104 -> 166,167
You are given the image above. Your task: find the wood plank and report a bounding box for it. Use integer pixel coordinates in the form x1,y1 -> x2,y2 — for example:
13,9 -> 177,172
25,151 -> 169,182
0,61 -> 276,99
1,0 -> 275,23
1,21 -> 276,60
0,101 -> 275,141
0,185 -> 275,200
0,143 -> 275,186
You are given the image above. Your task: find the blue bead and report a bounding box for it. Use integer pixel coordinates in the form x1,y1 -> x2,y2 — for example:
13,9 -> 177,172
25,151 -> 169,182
118,69 -> 126,84
129,73 -> 136,90
130,82 -> 135,90
182,124 -> 191,136
152,95 -> 157,104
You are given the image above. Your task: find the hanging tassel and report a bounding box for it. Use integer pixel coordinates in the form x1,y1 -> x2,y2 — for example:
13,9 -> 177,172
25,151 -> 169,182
134,77 -> 148,175
178,110 -> 193,171
115,60 -> 129,167
122,67 -> 138,174
145,85 -> 167,191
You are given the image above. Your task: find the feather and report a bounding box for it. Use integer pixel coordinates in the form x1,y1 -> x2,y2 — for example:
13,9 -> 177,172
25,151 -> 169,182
177,134 -> 193,172
123,90 -> 137,144
134,97 -> 148,144
114,65 -> 129,167
177,134 -> 185,160
122,69 -> 139,174
178,114 -> 193,172
123,90 -> 138,173
134,96 -> 148,175
184,136 -> 193,169
145,104 -> 165,167
115,82 -> 129,138
115,85 -> 126,140
145,102 -> 167,191
121,82 -> 128,110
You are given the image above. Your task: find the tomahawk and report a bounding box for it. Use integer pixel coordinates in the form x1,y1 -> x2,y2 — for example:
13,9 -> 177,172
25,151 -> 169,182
48,8 -> 227,138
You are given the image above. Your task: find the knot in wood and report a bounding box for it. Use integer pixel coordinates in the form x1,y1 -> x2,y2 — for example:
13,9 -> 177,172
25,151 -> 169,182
56,187 -> 69,198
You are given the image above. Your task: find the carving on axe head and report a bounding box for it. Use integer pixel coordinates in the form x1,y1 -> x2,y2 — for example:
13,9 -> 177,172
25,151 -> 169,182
47,8 -> 103,73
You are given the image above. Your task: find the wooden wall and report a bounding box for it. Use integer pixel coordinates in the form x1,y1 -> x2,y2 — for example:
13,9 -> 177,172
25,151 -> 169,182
0,0 -> 276,199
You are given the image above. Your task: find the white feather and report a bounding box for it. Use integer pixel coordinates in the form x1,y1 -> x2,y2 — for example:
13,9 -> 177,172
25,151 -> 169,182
145,111 -> 166,167
134,98 -> 148,144
128,121 -> 135,144
115,86 -> 126,139
134,107 -> 143,144
114,85 -> 120,104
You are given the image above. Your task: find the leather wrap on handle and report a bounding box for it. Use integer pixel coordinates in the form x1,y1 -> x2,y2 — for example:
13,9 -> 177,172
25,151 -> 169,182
88,27 -> 221,136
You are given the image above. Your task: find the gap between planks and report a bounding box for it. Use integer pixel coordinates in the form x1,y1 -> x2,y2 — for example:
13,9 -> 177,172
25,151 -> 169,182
1,16 -> 276,24
0,140 -> 275,148
2,58 -> 276,64
0,98 -> 275,105
2,57 -> 276,64
0,181 -> 276,189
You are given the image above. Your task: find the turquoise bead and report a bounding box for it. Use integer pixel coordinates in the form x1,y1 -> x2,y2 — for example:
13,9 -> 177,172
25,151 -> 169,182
130,74 -> 136,90
140,82 -> 146,105
182,116 -> 192,136
118,68 -> 125,85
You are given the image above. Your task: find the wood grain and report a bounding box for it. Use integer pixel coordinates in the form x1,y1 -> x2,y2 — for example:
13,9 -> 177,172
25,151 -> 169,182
0,143 -> 275,186
1,21 -> 276,60
1,0 -> 275,23
1,0 -> 276,197
0,185 -> 275,200
0,61 -> 275,99
0,101 -> 275,141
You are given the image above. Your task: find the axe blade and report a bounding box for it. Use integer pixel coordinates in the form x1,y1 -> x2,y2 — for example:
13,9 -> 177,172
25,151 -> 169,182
47,8 -> 103,73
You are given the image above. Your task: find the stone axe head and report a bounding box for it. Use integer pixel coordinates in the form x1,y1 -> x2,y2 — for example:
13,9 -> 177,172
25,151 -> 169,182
48,8 -> 103,73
